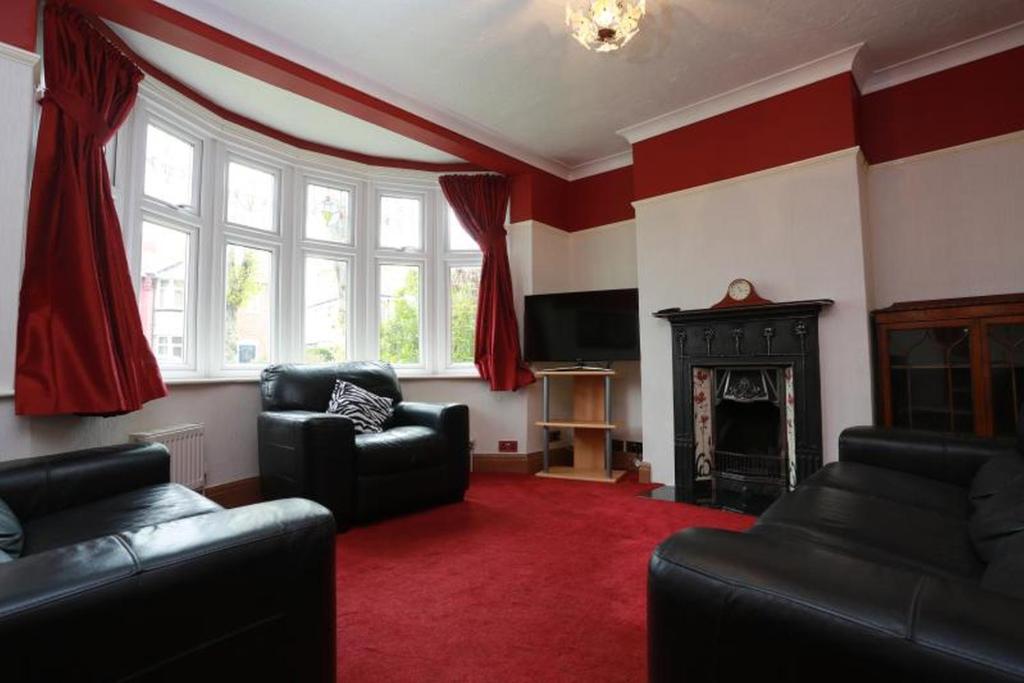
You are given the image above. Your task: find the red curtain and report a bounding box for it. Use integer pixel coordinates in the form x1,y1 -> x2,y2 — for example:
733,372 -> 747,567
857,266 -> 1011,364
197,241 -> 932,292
440,175 -> 534,391
15,3 -> 166,416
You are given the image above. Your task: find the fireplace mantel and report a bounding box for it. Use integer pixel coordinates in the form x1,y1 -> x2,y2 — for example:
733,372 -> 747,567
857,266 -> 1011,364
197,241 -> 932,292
654,298 -> 833,511
654,299 -> 833,324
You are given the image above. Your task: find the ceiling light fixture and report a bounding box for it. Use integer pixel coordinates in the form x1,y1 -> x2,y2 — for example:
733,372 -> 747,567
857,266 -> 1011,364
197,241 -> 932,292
565,0 -> 646,53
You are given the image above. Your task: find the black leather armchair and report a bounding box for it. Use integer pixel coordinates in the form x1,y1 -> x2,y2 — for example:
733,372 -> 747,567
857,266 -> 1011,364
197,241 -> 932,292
0,442 -> 336,682
258,361 -> 470,530
648,413 -> 1024,683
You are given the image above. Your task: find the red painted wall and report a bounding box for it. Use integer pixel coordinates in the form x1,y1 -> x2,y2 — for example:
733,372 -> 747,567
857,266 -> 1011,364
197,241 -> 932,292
509,172 -> 569,229
860,46 -> 1024,164
632,73 -> 859,201
0,0 -> 37,52
565,166 -> 635,232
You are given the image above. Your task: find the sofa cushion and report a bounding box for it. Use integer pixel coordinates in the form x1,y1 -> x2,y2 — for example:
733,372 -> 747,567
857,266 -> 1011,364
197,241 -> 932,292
755,484 -> 983,578
0,548 -> 10,563
804,461 -> 970,518
969,476 -> 1024,562
0,497 -> 24,558
22,483 -> 222,555
981,531 -> 1024,599
327,380 -> 394,434
355,426 -> 445,476
969,454 -> 1024,502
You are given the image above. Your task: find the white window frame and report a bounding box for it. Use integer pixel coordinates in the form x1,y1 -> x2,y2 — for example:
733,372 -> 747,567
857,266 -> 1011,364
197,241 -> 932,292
375,187 -> 426,253
301,174 -> 357,248
373,258 -> 427,371
299,248 -> 355,364
140,117 -> 203,216
223,153 -> 282,235
216,236 -> 281,373
136,212 -> 200,373
438,201 -> 482,371
120,85 -> 481,381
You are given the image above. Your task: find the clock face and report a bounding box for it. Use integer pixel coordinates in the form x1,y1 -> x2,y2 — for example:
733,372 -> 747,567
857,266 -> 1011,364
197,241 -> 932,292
728,279 -> 752,300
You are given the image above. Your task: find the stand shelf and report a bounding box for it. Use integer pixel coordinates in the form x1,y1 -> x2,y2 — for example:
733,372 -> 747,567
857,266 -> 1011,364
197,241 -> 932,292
534,369 -> 626,483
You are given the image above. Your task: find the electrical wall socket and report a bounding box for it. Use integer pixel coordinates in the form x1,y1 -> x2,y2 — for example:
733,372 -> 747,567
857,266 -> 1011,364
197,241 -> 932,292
498,440 -> 518,453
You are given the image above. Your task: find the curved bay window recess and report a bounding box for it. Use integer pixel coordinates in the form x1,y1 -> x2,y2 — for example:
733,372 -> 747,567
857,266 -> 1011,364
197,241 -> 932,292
655,299 -> 832,514
873,293 -> 1024,438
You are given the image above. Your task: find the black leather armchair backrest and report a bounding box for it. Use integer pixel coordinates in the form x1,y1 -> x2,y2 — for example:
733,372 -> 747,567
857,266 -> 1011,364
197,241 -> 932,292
1018,403 -> 1024,453
260,361 -> 403,412
0,443 -> 170,521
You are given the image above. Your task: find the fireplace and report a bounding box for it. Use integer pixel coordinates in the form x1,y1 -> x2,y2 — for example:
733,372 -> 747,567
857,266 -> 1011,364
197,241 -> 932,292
656,299 -> 831,513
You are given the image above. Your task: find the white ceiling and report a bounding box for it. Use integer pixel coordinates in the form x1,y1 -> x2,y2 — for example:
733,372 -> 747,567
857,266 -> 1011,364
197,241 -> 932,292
136,0 -> 1024,174
110,25 -> 466,165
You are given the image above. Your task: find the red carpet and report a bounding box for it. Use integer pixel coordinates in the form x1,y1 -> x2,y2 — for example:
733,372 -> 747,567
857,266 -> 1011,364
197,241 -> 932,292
336,472 -> 754,682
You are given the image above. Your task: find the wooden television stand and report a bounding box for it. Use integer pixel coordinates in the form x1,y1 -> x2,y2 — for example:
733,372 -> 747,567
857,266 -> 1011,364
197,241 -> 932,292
535,369 -> 626,483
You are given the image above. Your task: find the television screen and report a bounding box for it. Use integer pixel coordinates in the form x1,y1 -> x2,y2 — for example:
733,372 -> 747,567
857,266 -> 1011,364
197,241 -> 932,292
524,288 -> 640,362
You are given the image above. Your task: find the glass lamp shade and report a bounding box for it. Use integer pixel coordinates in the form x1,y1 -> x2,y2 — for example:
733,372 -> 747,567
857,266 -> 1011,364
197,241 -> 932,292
565,0 -> 646,52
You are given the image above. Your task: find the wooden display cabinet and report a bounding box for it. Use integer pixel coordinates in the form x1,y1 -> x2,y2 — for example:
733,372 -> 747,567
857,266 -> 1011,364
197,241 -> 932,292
873,293 -> 1024,437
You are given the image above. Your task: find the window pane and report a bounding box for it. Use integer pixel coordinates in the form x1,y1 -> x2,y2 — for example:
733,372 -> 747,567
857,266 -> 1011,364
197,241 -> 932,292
304,256 -> 349,362
449,265 -> 481,365
378,264 -> 421,365
224,244 -> 273,365
226,161 -> 276,231
144,124 -> 194,207
379,195 -> 421,249
305,183 -> 352,244
138,221 -> 189,365
447,206 -> 479,251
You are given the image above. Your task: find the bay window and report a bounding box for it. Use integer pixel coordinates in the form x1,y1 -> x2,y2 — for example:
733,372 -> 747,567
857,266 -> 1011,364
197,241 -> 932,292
123,91 -> 482,380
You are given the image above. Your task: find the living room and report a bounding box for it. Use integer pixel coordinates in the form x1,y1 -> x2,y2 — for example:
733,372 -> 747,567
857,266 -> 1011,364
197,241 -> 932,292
0,1 -> 1022,680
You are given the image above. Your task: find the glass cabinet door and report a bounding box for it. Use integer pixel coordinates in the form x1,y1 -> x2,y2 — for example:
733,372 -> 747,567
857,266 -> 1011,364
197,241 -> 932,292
888,326 -> 974,433
987,323 -> 1024,437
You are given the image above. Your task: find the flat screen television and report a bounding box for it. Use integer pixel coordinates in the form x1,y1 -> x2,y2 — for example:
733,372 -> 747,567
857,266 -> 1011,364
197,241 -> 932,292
524,288 -> 640,363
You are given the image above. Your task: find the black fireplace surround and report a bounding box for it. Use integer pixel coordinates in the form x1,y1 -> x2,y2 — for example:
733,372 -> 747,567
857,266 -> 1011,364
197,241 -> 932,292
654,299 -> 832,511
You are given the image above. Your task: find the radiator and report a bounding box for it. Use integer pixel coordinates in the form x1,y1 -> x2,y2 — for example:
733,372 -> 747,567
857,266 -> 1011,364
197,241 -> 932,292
130,424 -> 206,491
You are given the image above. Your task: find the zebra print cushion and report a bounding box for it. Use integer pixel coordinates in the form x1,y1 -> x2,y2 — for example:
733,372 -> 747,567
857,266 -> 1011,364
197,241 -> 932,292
326,379 -> 394,434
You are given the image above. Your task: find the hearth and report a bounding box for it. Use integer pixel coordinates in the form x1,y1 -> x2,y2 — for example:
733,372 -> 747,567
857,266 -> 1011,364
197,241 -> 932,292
655,299 -> 832,514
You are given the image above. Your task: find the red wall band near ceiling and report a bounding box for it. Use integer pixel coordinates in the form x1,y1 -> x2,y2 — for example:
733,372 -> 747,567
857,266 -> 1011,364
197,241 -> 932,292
0,0 -> 37,52
16,2 -> 1024,232
859,45 -> 1024,164
565,166 -> 635,232
632,73 -> 860,202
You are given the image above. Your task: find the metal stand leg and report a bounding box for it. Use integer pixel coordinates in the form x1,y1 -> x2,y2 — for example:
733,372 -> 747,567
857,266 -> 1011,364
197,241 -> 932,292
604,375 -> 612,478
542,375 -> 550,472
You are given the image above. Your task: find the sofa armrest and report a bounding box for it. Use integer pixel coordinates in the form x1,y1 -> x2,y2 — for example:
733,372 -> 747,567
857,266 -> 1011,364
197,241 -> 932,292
0,443 -> 170,522
393,402 -> 470,494
648,528 -> 1023,683
838,426 -> 1017,487
258,410 -> 357,527
0,499 -> 336,682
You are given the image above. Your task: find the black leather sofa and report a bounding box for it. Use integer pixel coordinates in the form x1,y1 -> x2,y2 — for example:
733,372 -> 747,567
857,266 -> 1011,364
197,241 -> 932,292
649,415 -> 1024,683
0,442 -> 336,682
258,361 -> 470,531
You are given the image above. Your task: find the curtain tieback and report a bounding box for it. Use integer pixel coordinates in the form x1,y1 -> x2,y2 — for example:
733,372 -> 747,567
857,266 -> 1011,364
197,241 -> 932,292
43,85 -> 114,143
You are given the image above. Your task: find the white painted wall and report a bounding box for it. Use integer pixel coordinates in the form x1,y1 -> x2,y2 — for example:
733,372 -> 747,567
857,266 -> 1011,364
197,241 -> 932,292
0,46 -> 36,393
635,149 -> 875,486
568,220 -> 642,442
866,131 -> 1024,309
0,383 -> 260,485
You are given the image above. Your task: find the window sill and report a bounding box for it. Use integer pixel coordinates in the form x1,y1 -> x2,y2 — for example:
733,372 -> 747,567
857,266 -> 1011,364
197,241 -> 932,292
397,372 -> 481,381
162,372 -> 482,387
164,377 -> 260,386
0,371 -> 483,399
